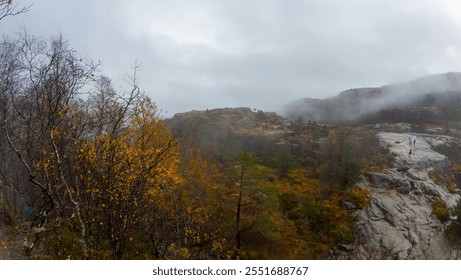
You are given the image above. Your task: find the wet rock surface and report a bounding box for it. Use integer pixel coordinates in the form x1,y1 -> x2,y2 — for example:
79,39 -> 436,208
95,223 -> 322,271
336,132 -> 461,259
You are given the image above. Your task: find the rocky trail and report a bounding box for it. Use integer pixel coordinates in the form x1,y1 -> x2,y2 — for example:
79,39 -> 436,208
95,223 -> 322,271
340,132 -> 461,259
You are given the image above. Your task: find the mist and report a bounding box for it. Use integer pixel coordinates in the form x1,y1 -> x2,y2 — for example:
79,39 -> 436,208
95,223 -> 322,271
3,1 -> 461,116
283,72 -> 461,123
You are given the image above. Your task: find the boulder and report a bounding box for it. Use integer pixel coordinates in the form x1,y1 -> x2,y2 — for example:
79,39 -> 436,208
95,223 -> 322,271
340,201 -> 357,210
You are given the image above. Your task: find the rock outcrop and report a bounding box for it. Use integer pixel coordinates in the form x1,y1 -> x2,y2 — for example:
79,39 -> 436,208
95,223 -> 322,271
340,132 -> 461,259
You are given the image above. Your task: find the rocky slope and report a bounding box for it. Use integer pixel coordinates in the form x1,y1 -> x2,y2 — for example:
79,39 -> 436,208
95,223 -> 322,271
340,132 -> 461,259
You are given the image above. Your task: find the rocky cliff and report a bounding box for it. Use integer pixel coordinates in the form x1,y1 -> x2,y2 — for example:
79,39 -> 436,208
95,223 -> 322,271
339,132 -> 461,259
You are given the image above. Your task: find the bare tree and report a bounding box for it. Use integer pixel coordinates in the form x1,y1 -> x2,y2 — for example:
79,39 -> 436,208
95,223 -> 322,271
0,31 -> 98,257
0,0 -> 31,21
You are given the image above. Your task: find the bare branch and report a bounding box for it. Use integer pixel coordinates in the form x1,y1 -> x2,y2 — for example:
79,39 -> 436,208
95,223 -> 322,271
4,125 -> 47,192
0,1 -> 32,21
0,182 -> 31,207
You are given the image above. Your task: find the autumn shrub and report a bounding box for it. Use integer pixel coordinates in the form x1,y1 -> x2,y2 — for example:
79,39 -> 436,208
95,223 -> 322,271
45,224 -> 84,259
320,194 -> 353,242
428,168 -> 457,194
452,164 -> 461,173
165,244 -> 191,260
447,182 -> 457,194
432,199 -> 450,223
344,187 -> 370,209
446,199 -> 461,247
332,226 -> 354,244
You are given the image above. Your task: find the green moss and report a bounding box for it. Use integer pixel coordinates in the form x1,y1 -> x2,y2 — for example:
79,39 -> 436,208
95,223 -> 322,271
332,226 -> 354,244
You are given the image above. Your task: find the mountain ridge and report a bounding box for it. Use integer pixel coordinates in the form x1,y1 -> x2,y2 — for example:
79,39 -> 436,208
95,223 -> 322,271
284,72 -> 461,124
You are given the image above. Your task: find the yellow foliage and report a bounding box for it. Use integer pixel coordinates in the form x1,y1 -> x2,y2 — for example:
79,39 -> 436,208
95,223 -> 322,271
452,164 -> 461,172
76,97 -> 180,202
432,199 -> 450,223
321,194 -> 349,228
362,159 -> 384,172
348,187 -> 370,209
278,168 -> 321,195
447,182 -> 457,194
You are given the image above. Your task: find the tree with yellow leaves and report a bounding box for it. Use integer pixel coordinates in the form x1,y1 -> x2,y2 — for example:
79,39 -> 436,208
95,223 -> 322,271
74,95 -> 180,259
1,32 -> 97,258
0,32 -> 185,259
144,146 -> 232,259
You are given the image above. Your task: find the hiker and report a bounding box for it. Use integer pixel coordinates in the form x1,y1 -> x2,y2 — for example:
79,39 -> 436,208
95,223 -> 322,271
409,149 -> 412,156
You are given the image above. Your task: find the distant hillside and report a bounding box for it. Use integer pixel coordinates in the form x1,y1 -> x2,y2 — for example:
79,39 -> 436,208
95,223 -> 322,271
284,72 -> 461,124
166,107 -> 292,157
164,82 -> 461,260
167,107 -> 289,136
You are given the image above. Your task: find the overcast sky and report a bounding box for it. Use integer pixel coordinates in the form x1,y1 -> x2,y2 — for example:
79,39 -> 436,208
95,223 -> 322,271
2,0 -> 461,116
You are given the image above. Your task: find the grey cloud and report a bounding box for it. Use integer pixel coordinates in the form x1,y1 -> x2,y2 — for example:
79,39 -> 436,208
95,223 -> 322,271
2,0 -> 461,116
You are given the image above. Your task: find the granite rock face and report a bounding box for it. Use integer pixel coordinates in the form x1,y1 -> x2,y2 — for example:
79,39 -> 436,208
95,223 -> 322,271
339,132 -> 460,259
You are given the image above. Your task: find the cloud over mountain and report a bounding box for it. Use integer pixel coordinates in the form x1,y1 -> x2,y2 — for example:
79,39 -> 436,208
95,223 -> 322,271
284,72 -> 461,124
